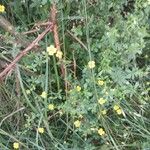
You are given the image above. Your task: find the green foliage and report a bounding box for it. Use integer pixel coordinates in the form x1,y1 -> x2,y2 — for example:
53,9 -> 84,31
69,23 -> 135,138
0,0 -> 150,149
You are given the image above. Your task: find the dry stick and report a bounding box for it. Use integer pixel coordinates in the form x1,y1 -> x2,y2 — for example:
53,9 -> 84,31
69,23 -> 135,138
0,15 -> 29,47
66,30 -> 88,51
0,107 -> 25,127
0,25 -> 53,79
50,4 -> 68,91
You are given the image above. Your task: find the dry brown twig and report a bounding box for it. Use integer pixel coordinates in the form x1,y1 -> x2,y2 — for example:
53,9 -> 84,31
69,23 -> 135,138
0,24 -> 53,79
50,4 -> 68,92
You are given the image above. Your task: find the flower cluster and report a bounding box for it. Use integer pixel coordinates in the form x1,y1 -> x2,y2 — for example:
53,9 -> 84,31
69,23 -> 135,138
113,105 -> 122,115
47,45 -> 63,59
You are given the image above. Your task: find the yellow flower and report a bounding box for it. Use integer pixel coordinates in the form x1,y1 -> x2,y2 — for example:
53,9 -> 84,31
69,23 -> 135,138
101,110 -> 107,115
13,142 -> 19,149
98,128 -> 105,136
38,127 -> 44,133
0,5 -> 5,13
76,86 -> 81,92
98,80 -> 104,86
116,109 -> 122,115
26,89 -> 31,94
88,61 -> 95,69
47,45 -> 57,56
48,104 -> 54,110
56,50 -> 63,59
74,120 -> 81,128
98,98 -> 106,105
113,105 -> 120,111
40,91 -> 47,98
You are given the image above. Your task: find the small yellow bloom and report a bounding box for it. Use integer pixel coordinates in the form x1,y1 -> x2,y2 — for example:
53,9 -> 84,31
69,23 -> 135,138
38,127 -> 44,133
98,98 -> 106,105
26,89 -> 31,94
47,45 -> 57,56
13,142 -> 19,149
76,86 -> 81,92
98,128 -> 105,136
113,105 -> 120,111
101,110 -> 107,115
56,50 -> 63,59
74,120 -> 81,128
98,80 -> 104,86
0,5 -> 5,13
40,91 -> 47,98
48,104 -> 54,110
88,61 -> 95,69
116,109 -> 122,115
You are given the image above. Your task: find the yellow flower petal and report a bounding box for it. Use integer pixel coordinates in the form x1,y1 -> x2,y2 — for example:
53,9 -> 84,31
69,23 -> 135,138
0,5 -> 5,13
113,105 -> 120,111
76,86 -> 81,92
13,142 -> 19,149
88,61 -> 95,69
48,104 -> 54,110
98,80 -> 104,86
47,45 -> 57,56
98,128 -> 105,136
116,109 -> 122,115
56,50 -> 63,59
74,120 -> 81,128
98,98 -> 106,105
40,91 -> 47,98
101,110 -> 107,115
38,127 -> 44,133
26,89 -> 31,94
